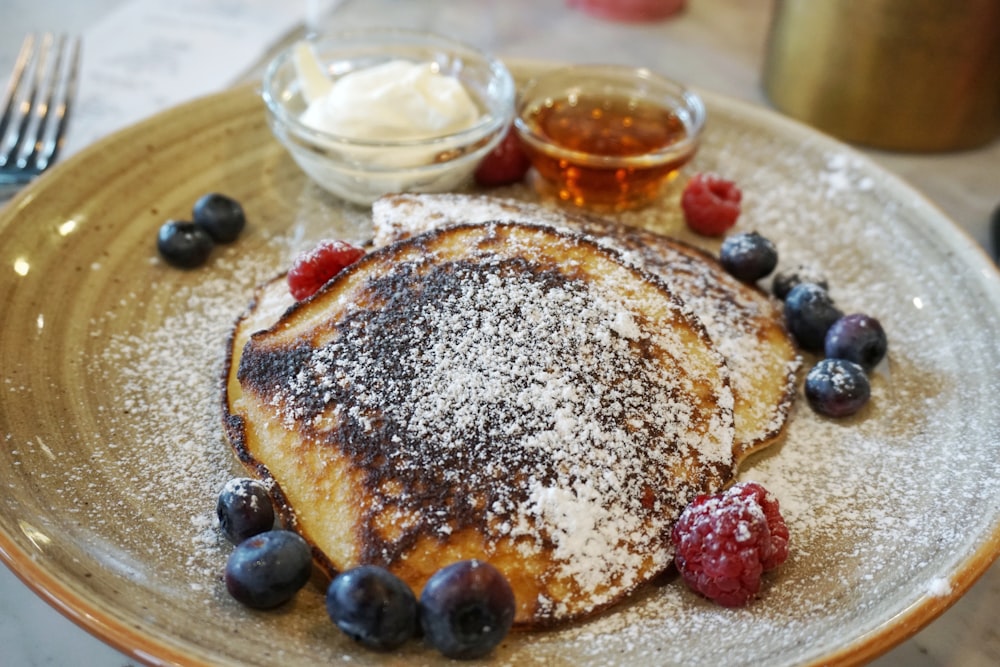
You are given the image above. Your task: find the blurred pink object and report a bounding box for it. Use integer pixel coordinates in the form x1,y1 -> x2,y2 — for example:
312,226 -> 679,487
567,0 -> 686,22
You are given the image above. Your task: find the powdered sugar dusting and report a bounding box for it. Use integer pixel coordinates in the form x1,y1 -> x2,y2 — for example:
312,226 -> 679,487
78,246 -> 305,580
927,578 -> 953,597
371,193 -> 800,454
252,226 -> 734,618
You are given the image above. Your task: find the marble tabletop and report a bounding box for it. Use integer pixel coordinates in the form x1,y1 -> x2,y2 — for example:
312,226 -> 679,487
1,0 -> 998,665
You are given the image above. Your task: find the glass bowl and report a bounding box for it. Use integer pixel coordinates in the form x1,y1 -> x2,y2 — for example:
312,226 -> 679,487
514,64 -> 705,211
262,29 -> 515,206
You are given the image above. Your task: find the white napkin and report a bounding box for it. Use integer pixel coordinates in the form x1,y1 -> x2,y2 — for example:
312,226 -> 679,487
64,0 -> 342,157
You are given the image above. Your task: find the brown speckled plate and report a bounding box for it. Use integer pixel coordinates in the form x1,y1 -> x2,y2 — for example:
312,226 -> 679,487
1,63 -> 999,667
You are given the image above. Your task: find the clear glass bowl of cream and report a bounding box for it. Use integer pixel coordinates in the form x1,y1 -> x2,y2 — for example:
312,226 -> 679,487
262,29 -> 515,206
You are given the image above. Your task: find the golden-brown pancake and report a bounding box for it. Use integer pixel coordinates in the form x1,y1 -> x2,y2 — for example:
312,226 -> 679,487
223,222 -> 736,627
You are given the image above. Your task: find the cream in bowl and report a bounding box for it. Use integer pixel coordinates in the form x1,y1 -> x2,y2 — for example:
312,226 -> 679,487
514,64 -> 705,211
262,30 -> 515,206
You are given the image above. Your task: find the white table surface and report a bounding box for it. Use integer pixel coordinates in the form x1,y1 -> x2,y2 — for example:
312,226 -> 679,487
1,1 -> 998,665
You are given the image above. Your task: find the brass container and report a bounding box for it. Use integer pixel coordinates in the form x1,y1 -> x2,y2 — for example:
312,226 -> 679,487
763,0 -> 1000,151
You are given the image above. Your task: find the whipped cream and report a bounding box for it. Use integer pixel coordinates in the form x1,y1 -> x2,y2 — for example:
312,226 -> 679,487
285,42 -> 495,205
298,56 -> 480,142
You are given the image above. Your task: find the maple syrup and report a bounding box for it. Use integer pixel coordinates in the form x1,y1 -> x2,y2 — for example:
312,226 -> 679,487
514,65 -> 705,211
517,91 -> 700,211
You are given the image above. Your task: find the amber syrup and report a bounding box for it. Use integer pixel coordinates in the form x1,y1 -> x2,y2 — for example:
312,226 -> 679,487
521,94 -> 695,211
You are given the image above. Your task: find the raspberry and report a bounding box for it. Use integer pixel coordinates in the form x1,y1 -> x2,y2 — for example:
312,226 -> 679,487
680,172 -> 742,236
287,240 -> 365,301
671,482 -> 789,607
474,127 -> 532,187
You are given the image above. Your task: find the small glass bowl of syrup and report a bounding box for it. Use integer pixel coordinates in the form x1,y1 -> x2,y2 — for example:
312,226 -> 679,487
514,65 -> 705,211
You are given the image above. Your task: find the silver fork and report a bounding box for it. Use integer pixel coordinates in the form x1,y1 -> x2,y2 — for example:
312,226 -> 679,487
0,33 -> 81,195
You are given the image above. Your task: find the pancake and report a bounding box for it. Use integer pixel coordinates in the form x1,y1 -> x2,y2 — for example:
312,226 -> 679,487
371,193 -> 800,461
223,222 -> 736,627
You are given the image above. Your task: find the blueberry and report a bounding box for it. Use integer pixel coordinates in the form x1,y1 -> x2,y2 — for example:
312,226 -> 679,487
784,282 -> 844,352
225,530 -> 312,609
719,232 -> 778,283
216,478 -> 275,544
192,192 -> 246,243
157,219 -> 214,268
419,560 -> 515,660
326,565 -> 418,651
825,313 -> 888,371
804,358 -> 871,418
771,264 -> 829,300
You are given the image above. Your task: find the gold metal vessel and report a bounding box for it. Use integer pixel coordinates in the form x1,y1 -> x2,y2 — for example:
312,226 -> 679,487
763,0 -> 1000,151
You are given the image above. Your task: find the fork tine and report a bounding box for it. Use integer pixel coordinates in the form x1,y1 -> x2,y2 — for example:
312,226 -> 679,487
0,33 -> 81,191
0,34 -> 38,166
32,35 -> 81,171
14,33 -> 59,170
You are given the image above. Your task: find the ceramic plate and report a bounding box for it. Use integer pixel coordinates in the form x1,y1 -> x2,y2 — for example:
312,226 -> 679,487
1,64 -> 999,667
